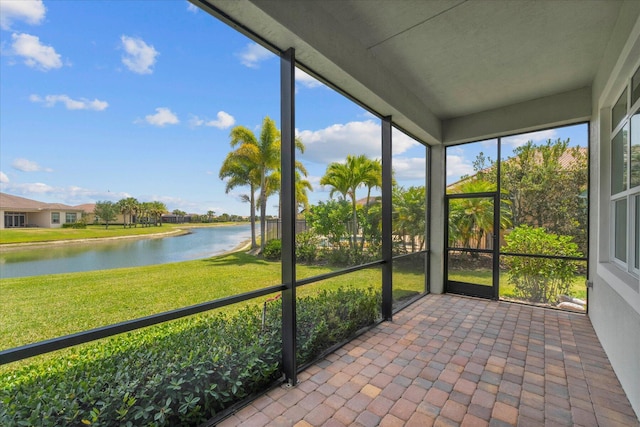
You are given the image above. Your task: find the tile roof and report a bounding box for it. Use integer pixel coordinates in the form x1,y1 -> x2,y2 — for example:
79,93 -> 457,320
0,192 -> 83,211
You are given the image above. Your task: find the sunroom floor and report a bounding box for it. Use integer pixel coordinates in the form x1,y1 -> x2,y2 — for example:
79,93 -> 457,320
219,294 -> 639,427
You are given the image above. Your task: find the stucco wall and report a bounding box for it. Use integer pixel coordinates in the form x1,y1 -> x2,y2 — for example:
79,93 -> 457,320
589,3 -> 640,417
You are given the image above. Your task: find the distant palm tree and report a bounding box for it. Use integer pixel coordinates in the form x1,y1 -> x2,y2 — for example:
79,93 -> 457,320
117,197 -> 139,228
139,202 -> 152,227
151,201 -> 167,226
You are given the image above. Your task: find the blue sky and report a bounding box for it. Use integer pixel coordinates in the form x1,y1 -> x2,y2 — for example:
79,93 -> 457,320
0,1 -> 584,216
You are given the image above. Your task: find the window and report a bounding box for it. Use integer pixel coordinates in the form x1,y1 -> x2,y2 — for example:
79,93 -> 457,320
51,212 -> 60,224
632,65 -> 640,107
65,213 -> 77,223
631,111 -> 640,188
610,65 -> 640,277
611,127 -> 628,195
4,212 -> 25,228
614,199 -> 627,262
635,195 -> 639,271
612,88 -> 627,130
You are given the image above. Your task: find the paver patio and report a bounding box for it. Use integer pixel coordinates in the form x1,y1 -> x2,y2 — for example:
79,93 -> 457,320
219,294 -> 639,426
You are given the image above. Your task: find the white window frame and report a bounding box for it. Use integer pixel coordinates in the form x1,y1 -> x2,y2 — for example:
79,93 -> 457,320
610,64 -> 640,278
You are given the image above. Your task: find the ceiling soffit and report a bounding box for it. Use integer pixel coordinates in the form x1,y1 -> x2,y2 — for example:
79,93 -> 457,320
202,0 -> 625,143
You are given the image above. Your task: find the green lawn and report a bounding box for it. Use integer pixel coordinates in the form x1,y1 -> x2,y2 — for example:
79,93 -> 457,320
448,270 -> 587,301
0,223 -> 246,244
0,252 -> 424,351
0,224 -> 187,244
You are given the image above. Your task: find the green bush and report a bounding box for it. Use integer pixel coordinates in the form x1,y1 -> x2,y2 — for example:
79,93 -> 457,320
503,225 -> 583,304
295,231 -> 319,263
320,246 -> 376,267
0,287 -> 381,426
62,222 -> 87,229
262,239 -> 281,260
297,287 -> 381,363
0,307 -> 281,427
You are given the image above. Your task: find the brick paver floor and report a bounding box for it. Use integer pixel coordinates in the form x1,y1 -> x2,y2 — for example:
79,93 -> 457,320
219,294 -> 639,426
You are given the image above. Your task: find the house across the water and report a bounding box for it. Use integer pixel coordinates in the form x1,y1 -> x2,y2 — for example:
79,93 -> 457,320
0,192 -> 86,229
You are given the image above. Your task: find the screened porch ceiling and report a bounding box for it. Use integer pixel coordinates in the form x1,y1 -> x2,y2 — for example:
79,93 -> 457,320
198,0 -> 629,145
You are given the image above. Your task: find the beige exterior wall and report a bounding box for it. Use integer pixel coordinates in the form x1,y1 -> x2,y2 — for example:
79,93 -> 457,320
0,209 -> 85,229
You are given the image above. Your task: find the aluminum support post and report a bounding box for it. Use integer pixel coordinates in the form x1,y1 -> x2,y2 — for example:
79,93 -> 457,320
280,47 -> 297,385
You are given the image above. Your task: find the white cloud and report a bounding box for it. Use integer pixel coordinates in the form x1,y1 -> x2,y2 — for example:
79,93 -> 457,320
0,0 -> 45,30
393,157 -> 427,181
190,111 -> 235,129
236,42 -> 272,68
120,35 -> 158,74
4,181 -> 55,194
142,107 -> 179,127
502,129 -> 558,148
0,181 -> 129,205
12,158 -> 53,172
30,94 -> 108,111
186,2 -> 199,13
0,171 -> 8,183
298,121 -> 380,164
11,32 -> 62,70
297,120 -> 419,165
296,69 -> 324,89
446,154 -> 474,180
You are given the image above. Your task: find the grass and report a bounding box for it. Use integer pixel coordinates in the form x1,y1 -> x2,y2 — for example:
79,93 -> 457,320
448,269 -> 587,300
0,223 -> 245,244
0,224 -> 185,244
0,252 -> 424,351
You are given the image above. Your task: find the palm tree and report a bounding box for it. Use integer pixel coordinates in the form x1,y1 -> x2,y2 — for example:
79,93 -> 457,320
294,170 -> 313,213
139,202 -> 152,227
362,158 -> 382,208
219,151 -> 259,249
117,197 -> 139,228
227,117 -> 279,253
393,186 -> 426,253
151,201 -> 167,226
223,116 -> 306,253
172,209 -> 187,223
271,160 -> 313,216
320,154 -> 379,249
448,180 -> 511,250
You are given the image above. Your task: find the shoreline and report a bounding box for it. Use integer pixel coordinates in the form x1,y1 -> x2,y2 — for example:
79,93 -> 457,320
0,229 -> 191,252
0,223 -> 251,252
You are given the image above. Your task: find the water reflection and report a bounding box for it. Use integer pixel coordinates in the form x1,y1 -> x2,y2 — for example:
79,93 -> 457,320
0,225 -> 251,278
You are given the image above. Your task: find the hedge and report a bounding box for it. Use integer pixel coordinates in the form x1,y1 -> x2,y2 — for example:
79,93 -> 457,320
0,287 -> 380,426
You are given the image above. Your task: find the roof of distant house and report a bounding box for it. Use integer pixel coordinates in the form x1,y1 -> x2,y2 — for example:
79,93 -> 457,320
0,192 -> 84,212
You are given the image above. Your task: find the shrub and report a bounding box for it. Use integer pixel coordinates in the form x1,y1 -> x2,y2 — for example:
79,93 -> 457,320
0,307 -> 281,427
262,239 -> 281,260
295,231 -> 319,263
503,225 -> 583,304
296,287 -> 381,363
62,222 -> 87,229
0,287 -> 381,426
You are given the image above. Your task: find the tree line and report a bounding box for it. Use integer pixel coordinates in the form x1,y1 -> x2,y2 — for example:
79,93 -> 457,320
93,198 -> 168,229
219,116 -> 426,258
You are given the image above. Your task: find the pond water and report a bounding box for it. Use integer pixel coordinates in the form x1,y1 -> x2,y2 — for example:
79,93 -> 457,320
0,225 -> 252,279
